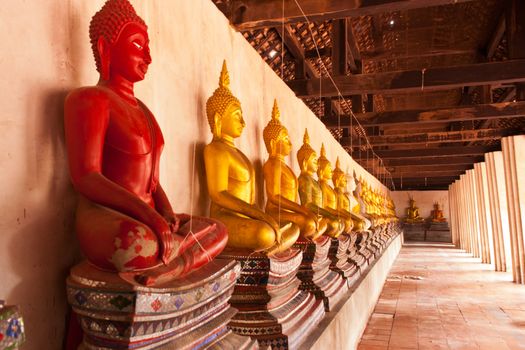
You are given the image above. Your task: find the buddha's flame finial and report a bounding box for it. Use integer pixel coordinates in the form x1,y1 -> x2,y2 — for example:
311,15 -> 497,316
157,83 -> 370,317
271,99 -> 280,121
320,143 -> 326,157
219,60 -> 230,90
303,129 -> 311,144
336,157 -> 341,169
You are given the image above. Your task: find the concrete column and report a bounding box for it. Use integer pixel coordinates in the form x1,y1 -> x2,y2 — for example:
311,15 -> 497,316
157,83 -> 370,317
485,151 -> 511,272
449,183 -> 460,247
474,163 -> 493,264
460,174 -> 471,253
467,170 -> 481,258
502,135 -> 525,284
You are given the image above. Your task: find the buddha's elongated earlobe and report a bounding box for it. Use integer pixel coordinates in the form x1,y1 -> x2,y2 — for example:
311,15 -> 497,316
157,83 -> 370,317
98,37 -> 111,81
213,112 -> 222,138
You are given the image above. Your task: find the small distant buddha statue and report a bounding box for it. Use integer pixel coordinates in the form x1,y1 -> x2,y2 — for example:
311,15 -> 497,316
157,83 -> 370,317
262,100 -> 326,242
317,145 -> 351,236
345,169 -> 368,231
297,130 -> 344,238
429,202 -> 447,222
64,0 -> 227,285
204,62 -> 299,254
405,196 -> 424,223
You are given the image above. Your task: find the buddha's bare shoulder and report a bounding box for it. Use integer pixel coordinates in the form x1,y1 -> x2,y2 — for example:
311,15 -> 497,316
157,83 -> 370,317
65,85 -> 114,103
204,140 -> 232,158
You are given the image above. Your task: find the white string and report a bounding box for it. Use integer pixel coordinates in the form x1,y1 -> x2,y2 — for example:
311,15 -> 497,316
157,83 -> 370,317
180,141 -> 212,262
291,0 -> 395,191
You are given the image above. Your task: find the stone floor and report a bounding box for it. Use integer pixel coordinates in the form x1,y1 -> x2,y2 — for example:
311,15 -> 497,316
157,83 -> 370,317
357,242 -> 525,350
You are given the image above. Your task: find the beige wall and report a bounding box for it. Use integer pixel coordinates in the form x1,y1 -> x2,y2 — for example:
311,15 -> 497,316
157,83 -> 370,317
0,1 -> 386,348
391,191 -> 449,220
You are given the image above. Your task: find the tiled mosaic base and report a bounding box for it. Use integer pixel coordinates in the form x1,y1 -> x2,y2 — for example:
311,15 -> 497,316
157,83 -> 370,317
327,236 -> 360,291
67,260 -> 257,350
0,304 -> 25,350
294,236 -> 348,311
218,248 -> 325,350
348,232 -> 368,272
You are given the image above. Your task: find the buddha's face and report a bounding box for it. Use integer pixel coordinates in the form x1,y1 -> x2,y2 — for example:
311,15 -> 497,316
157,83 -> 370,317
305,152 -> 318,173
273,130 -> 292,156
109,22 -> 151,82
220,103 -> 245,138
333,173 -> 346,189
319,163 -> 332,181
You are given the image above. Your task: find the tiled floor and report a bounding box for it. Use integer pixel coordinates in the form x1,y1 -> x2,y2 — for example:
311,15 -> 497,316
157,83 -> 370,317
357,242 -> 525,350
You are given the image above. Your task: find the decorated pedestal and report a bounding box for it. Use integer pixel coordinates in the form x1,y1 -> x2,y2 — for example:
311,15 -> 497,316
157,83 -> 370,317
294,236 -> 348,310
347,232 -> 368,272
356,231 -> 375,266
327,236 -> 360,289
0,301 -> 25,350
67,260 -> 257,350
218,248 -> 325,349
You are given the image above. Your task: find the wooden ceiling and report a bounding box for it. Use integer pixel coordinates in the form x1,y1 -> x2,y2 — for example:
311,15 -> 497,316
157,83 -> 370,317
212,0 -> 525,190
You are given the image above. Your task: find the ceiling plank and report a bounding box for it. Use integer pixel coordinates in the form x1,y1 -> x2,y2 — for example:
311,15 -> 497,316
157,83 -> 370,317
347,128 -> 520,147
227,0 -> 476,31
351,145 -> 499,159
325,101 -> 525,128
382,156 -> 485,166
287,59 -> 525,98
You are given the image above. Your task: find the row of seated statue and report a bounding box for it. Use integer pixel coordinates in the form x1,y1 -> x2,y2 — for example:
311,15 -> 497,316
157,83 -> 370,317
62,1 -> 400,348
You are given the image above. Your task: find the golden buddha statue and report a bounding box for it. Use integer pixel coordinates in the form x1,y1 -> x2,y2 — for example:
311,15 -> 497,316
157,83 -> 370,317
204,61 -> 299,254
405,196 -> 424,223
332,158 -> 363,231
353,173 -> 372,231
262,100 -> 326,242
429,202 -> 447,222
317,145 -> 351,235
297,130 -> 344,238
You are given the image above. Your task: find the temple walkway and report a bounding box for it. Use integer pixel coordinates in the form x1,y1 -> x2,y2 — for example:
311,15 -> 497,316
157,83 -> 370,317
357,242 -> 525,350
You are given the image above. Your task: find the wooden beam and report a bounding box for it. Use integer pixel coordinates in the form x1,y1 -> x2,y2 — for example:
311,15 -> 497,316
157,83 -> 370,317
227,0 -> 476,31
274,25 -> 316,79
392,176 -> 460,183
331,19 -> 348,76
352,145 -> 499,159
486,15 -> 506,59
389,164 -> 472,174
287,59 -> 525,98
382,156 -> 484,166
325,101 -> 525,128
350,128 -> 519,147
391,170 -> 467,178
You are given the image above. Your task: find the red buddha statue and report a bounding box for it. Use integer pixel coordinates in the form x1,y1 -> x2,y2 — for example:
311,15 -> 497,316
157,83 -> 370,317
64,0 -> 227,285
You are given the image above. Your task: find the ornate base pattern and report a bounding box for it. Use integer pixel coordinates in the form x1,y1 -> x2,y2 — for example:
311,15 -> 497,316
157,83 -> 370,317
67,260 -> 257,350
326,236 -> 359,292
218,248 -> 325,349
294,236 -> 348,311
0,303 -> 25,350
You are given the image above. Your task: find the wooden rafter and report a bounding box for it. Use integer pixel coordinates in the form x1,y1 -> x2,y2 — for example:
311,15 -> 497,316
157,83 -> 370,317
288,59 -> 525,98
381,156 -> 485,167
347,128 -> 520,147
351,145 -> 499,159
325,101 -> 525,128
225,0 -> 476,30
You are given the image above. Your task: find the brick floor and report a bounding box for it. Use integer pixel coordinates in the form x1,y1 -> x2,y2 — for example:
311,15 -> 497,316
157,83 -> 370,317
357,242 -> 525,350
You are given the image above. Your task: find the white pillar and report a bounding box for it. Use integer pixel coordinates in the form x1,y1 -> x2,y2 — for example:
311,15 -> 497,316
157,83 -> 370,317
502,135 -> 525,284
474,162 -> 493,264
485,151 -> 511,272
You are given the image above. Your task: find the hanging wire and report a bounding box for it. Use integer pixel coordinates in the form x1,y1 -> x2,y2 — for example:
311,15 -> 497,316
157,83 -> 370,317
291,0 -> 395,192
